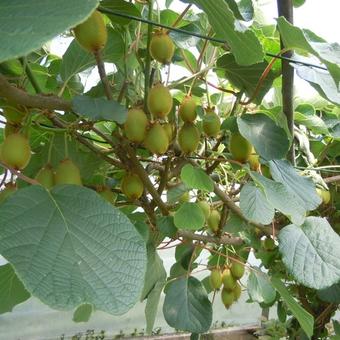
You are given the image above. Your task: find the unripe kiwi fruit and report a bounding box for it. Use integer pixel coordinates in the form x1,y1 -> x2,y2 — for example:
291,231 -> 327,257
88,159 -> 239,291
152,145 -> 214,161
55,159 -> 82,186
178,122 -> 200,154
149,29 -> 175,64
4,123 -> 20,138
222,268 -> 237,290
179,96 -> 197,122
147,83 -> 173,118
207,209 -> 220,233
261,164 -> 271,179
203,110 -> 220,137
35,164 -> 55,189
262,237 -> 276,251
73,10 -> 107,52
197,200 -> 211,220
229,132 -> 252,163
221,288 -> 235,309
1,133 -> 31,170
124,108 -> 149,143
210,268 -> 223,290
121,173 -> 144,200
0,183 -> 17,204
97,186 -> 117,204
179,191 -> 190,203
248,151 -> 260,171
233,282 -> 242,301
162,122 -> 174,142
144,122 -> 169,155
3,106 -> 26,124
230,260 -> 245,279
316,188 -> 331,205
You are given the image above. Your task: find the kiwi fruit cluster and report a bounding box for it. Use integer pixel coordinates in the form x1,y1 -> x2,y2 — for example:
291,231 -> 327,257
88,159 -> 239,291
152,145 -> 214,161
209,259 -> 246,309
197,200 -> 221,234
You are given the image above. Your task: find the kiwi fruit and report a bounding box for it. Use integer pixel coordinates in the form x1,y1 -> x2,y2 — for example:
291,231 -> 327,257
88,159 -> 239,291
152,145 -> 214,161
262,237 -> 276,251
147,83 -> 173,118
121,173 -> 144,200
233,282 -> 242,301
207,209 -> 220,233
221,288 -> 235,309
35,164 -> 55,189
248,151 -> 260,171
230,260 -> 245,279
0,183 -> 17,204
1,133 -> 31,170
229,132 -> 252,163
222,268 -> 237,290
73,10 -> 107,52
316,188 -> 331,205
97,186 -> 117,204
4,123 -> 20,138
197,200 -> 210,220
55,159 -> 82,186
179,191 -> 190,203
179,96 -> 197,122
210,268 -> 223,290
162,122 -> 174,142
178,122 -> 200,154
144,122 -> 169,155
149,29 -> 175,64
124,108 -> 149,143
203,109 -> 220,137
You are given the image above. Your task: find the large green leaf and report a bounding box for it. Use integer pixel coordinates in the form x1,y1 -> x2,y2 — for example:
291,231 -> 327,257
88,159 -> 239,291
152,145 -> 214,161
271,277 -> 314,338
183,0 -> 264,65
0,185 -> 146,315
277,17 -> 340,86
174,202 -> 205,231
226,0 -> 254,22
60,28 -> 124,83
247,269 -> 276,304
0,264 -> 30,314
216,54 -> 278,104
72,95 -> 127,124
0,0 -> 99,63
180,164 -> 214,192
145,281 -> 165,334
240,183 -> 274,225
237,114 -> 290,160
163,276 -> 212,333
101,0 -> 141,25
278,217 -> 340,290
269,160 -> 321,211
318,282 -> 340,303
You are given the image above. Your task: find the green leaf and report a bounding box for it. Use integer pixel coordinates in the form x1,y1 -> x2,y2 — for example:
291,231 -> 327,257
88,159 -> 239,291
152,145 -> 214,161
60,28 -> 124,82
237,114 -> 290,160
163,276 -> 212,333
251,172 -> 305,225
318,282 -> 340,303
145,281 -> 164,334
174,202 -> 205,231
240,183 -> 275,225
72,303 -> 93,323
294,111 -> 329,135
271,277 -> 314,338
278,217 -> 340,290
183,0 -> 264,65
0,264 -> 30,314
157,216 -> 178,238
0,185 -> 146,315
247,269 -> 276,304
293,0 -> 305,7
170,23 -> 201,49
141,245 -> 167,301
167,183 -> 188,203
180,164 -> 214,192
294,64 -> 340,106
216,54 -> 277,104
0,0 -> 99,63
101,0 -> 141,25
72,95 -> 127,124
269,160 -> 321,211
226,0 -> 254,22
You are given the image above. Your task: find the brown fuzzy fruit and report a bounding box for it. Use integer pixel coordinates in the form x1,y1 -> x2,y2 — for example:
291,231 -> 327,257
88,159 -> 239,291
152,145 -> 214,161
35,164 -> 55,189
229,132 -> 252,163
221,288 -> 235,309
73,10 -> 107,52
1,133 -> 31,170
121,173 -> 144,200
179,96 -> 197,122
55,159 -> 82,186
207,209 -> 220,233
147,83 -> 173,118
210,268 -> 223,290
222,268 -> 237,291
162,122 -> 174,142
144,123 -> 169,155
203,110 -> 220,137
124,108 -> 149,143
149,29 -> 175,64
178,122 -> 200,154
0,183 -> 17,204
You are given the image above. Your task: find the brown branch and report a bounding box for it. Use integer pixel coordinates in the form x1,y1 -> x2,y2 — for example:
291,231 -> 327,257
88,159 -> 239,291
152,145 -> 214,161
324,175 -> 340,184
0,74 -> 71,112
94,50 -> 113,100
177,230 -> 243,246
171,4 -> 192,28
0,161 -> 39,186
